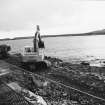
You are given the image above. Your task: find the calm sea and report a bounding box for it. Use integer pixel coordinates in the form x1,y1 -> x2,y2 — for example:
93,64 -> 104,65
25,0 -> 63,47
1,35 -> 105,65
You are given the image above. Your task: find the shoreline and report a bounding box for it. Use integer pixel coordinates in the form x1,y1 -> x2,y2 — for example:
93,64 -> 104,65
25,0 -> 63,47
0,33 -> 105,41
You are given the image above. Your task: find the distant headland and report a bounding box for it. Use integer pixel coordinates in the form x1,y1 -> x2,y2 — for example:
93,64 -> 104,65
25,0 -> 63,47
0,29 -> 105,41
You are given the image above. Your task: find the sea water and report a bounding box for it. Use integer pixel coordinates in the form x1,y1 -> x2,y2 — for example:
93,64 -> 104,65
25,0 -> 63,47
0,35 -> 105,65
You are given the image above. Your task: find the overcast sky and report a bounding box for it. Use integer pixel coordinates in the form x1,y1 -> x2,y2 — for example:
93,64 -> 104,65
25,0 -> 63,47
0,0 -> 105,39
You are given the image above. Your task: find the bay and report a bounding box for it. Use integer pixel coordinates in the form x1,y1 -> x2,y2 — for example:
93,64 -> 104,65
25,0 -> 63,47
0,35 -> 105,65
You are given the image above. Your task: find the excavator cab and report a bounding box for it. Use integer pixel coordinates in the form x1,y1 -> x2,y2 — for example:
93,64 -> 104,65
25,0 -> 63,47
23,46 -> 44,63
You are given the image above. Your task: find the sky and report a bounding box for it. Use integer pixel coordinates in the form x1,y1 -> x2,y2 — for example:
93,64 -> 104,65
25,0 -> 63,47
0,0 -> 105,39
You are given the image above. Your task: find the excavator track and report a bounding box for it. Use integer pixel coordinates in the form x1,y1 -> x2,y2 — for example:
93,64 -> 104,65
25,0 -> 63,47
21,61 -> 48,71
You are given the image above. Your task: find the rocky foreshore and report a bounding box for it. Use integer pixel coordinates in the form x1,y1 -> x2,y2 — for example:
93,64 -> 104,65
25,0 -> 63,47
2,55 -> 105,104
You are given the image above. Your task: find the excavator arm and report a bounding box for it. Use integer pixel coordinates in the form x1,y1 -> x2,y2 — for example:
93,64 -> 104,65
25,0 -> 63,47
33,25 -> 45,52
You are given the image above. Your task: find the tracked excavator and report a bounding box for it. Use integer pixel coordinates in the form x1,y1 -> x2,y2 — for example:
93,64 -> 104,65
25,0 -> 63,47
21,25 -> 51,70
